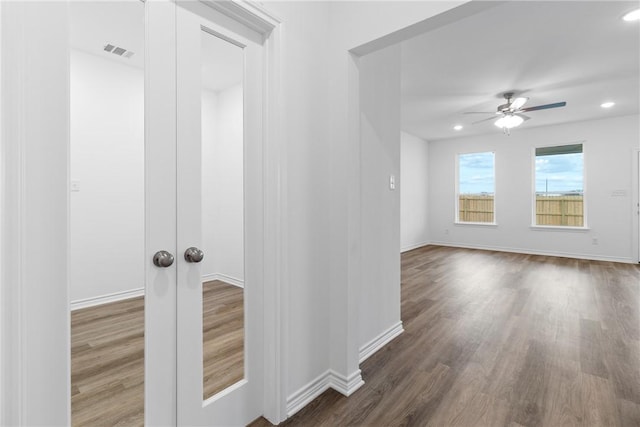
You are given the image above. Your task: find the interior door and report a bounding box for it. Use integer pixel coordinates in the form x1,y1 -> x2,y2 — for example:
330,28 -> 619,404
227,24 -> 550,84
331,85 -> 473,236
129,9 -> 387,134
176,2 -> 264,425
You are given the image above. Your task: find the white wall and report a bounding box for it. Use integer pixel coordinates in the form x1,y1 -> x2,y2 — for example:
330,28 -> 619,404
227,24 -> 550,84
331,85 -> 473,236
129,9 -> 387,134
359,44 -> 402,352
70,49 -> 144,304
201,85 -> 244,285
401,131 -> 429,252
264,1 -> 471,415
324,0 -> 471,389
429,114 -> 640,263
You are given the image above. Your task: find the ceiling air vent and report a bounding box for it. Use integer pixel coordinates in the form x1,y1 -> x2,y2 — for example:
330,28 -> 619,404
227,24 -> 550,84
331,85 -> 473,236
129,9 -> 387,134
103,43 -> 135,59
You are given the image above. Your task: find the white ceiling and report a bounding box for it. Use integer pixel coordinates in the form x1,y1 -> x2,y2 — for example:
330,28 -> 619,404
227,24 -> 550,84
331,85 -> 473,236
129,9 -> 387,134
69,1 -> 242,92
401,1 -> 640,142
69,1 -> 145,69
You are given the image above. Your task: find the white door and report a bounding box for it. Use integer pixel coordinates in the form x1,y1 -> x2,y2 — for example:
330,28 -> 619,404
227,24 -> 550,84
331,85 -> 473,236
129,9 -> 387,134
175,2 -> 264,425
2,1 -> 270,424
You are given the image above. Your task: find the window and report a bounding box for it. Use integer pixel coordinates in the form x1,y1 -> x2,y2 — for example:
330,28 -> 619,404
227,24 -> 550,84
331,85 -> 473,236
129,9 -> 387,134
456,151 -> 495,224
534,143 -> 584,227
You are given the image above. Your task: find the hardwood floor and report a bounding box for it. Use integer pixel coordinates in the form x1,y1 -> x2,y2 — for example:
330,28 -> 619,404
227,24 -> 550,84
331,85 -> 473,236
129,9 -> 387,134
251,245 -> 640,427
71,280 -> 244,426
71,296 -> 144,426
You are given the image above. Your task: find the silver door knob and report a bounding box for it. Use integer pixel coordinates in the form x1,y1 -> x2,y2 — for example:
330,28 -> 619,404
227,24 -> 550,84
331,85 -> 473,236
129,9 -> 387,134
184,247 -> 204,263
153,250 -> 175,268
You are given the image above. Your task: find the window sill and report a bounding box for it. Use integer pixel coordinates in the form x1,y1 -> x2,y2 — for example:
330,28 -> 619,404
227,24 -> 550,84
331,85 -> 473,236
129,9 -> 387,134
529,225 -> 590,232
455,222 -> 498,228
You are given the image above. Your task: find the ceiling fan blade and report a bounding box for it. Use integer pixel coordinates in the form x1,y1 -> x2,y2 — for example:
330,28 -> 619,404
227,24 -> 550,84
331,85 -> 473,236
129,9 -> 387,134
463,111 -> 496,115
521,101 -> 566,112
472,115 -> 499,125
519,113 -> 531,121
509,97 -> 528,110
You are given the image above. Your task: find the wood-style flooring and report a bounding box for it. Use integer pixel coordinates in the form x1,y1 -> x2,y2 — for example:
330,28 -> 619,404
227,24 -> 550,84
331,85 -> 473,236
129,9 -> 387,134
203,279 -> 244,399
71,295 -> 144,426
252,245 -> 640,427
71,280 -> 244,426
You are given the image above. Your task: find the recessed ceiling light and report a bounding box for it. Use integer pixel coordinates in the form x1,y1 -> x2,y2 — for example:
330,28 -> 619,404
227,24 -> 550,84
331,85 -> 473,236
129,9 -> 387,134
601,101 -> 615,108
453,125 -> 463,131
623,8 -> 640,21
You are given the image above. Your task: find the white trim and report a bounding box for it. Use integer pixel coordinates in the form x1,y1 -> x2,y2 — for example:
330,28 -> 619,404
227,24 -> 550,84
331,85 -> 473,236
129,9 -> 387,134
201,0 -> 280,34
328,369 -> 364,397
70,288 -> 144,311
429,241 -> 635,264
2,3 -> 70,424
401,241 -> 430,253
358,321 -> 404,363
202,273 -> 244,288
529,225 -> 590,232
256,6 -> 286,425
636,150 -> 640,263
1,3 -> 24,424
285,369 -> 364,418
202,378 -> 248,406
286,371 -> 332,418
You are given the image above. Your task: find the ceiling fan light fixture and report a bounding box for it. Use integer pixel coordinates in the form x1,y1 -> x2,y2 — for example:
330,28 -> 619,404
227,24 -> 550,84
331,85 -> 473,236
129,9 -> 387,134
623,8 -> 640,21
494,114 -> 524,129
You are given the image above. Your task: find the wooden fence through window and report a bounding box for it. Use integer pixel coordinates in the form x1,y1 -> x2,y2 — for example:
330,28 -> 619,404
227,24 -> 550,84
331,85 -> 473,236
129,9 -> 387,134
458,194 -> 584,226
458,195 -> 494,223
535,194 -> 584,226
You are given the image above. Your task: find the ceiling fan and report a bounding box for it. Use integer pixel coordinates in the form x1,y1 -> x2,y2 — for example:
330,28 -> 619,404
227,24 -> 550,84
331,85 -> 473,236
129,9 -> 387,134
465,92 -> 566,134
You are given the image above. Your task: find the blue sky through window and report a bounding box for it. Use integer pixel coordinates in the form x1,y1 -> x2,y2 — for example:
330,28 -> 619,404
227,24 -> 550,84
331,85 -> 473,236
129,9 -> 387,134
535,153 -> 583,194
458,152 -> 494,195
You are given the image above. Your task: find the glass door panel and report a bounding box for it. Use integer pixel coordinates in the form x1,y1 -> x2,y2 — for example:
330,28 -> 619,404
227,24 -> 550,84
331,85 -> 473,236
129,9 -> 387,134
200,29 -> 245,402
69,1 -> 145,425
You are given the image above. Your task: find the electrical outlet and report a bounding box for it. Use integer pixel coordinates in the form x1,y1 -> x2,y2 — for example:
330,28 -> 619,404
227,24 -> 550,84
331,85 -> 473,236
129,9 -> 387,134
445,229 -> 449,235
592,237 -> 598,245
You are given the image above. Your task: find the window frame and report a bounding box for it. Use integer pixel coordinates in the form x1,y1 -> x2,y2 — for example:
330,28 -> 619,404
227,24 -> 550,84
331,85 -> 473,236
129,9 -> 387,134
531,141 -> 588,229
455,150 -> 497,226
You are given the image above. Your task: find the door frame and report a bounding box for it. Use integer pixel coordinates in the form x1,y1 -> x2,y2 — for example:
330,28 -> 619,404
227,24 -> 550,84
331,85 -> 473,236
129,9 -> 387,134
1,2 -> 71,425
636,150 -> 640,263
0,0 -> 286,424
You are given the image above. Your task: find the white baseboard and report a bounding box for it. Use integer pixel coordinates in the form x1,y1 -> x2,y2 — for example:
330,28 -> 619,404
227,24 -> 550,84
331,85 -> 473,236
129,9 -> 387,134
286,371 -> 332,418
401,241 -> 430,253
202,273 -> 244,288
359,321 -> 404,363
429,241 -> 635,264
70,287 -> 144,311
286,369 -> 364,418
328,369 -> 364,396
